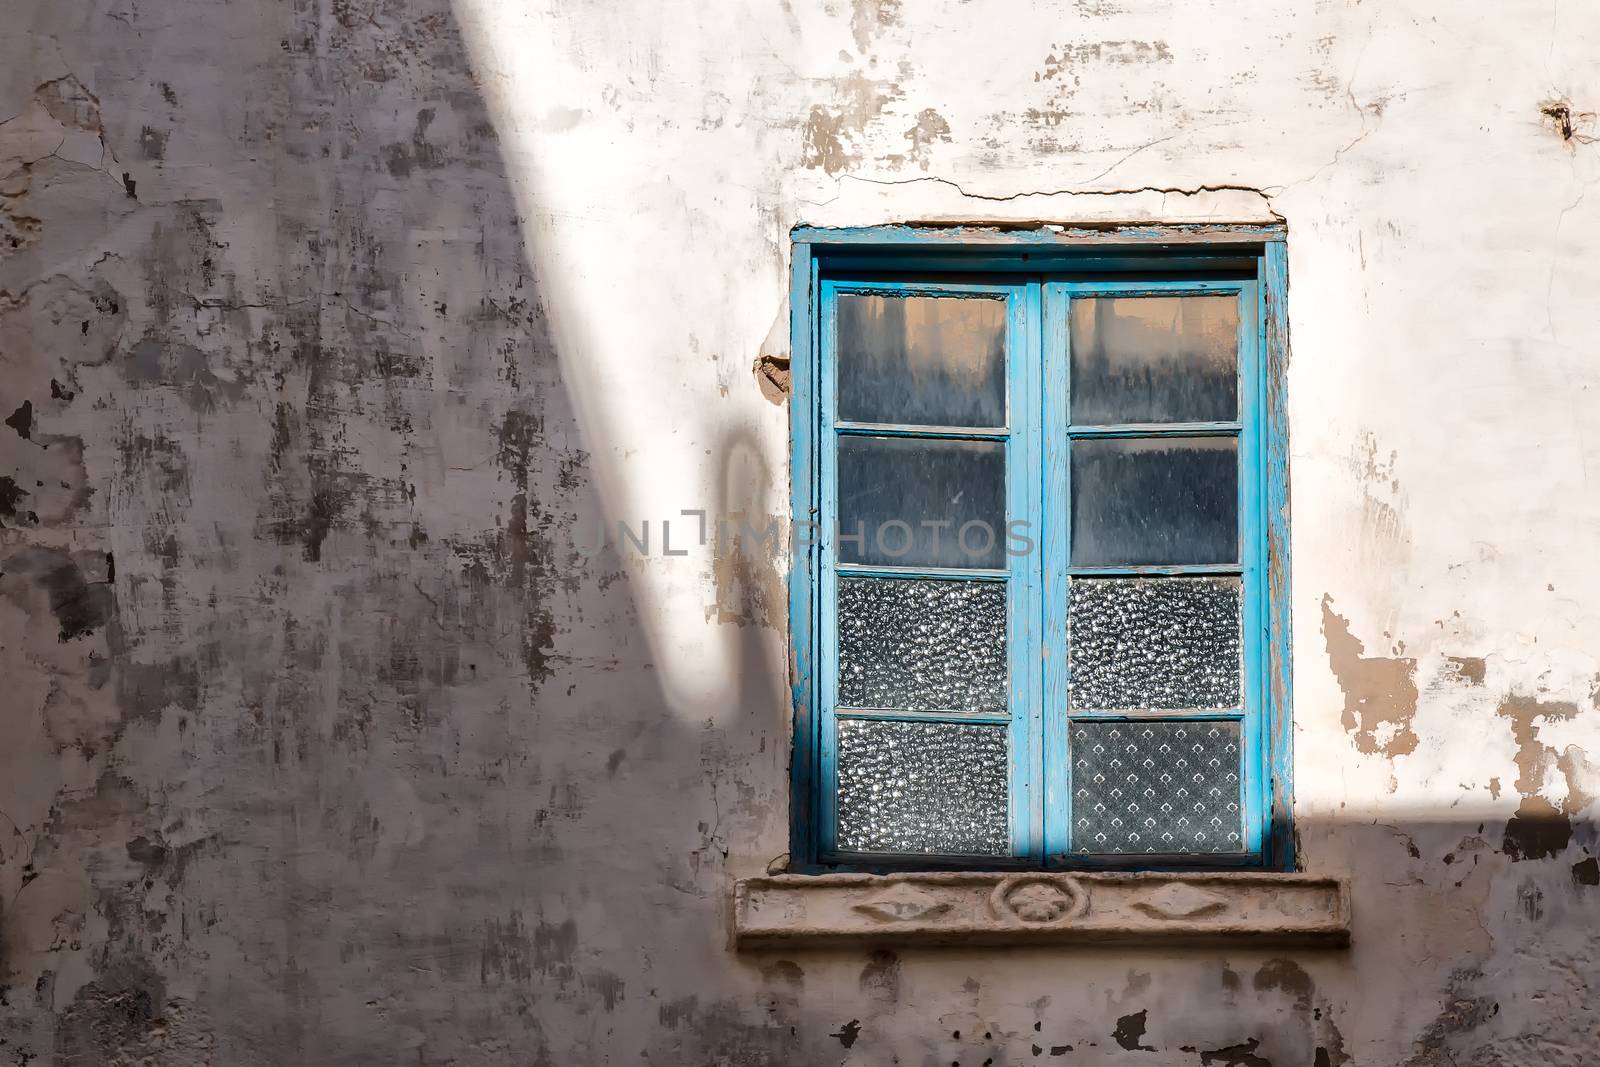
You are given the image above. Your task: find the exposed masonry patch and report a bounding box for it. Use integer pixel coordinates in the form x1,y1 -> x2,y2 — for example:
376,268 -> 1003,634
1446,656 -> 1486,686
1321,596 -> 1419,758
754,353 -> 791,404
1497,694 -> 1593,861
800,73 -> 905,175
902,108 -> 952,170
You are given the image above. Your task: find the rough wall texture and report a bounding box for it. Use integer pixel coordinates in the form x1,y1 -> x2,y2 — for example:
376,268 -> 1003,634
3,0 -> 1599,1064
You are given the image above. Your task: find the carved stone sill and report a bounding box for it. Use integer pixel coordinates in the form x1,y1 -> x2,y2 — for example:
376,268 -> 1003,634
734,871 -> 1350,949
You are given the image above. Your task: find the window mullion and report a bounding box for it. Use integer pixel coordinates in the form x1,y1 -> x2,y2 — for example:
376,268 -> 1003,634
1041,282 -> 1073,862
1238,280 -> 1268,857
1010,281 -> 1045,862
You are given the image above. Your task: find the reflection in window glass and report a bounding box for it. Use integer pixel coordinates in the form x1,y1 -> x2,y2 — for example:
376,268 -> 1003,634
1071,437 -> 1237,566
1070,295 -> 1238,425
837,293 -> 1007,428
837,435 -> 1007,569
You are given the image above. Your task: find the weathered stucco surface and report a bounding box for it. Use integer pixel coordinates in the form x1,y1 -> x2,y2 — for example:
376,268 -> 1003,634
3,0 -> 1600,1063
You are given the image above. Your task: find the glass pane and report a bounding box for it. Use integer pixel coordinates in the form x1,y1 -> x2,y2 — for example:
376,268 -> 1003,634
836,718 -> 1010,855
837,293 -> 1007,428
1070,721 -> 1243,854
1069,578 -> 1241,711
839,577 -> 1007,712
837,436 -> 1006,569
1070,437 -> 1236,565
1070,295 -> 1238,424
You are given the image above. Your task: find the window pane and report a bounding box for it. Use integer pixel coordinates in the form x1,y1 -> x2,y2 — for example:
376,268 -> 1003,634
837,293 -> 1007,427
1069,295 -> 1238,425
836,718 -> 1010,855
839,577 -> 1006,712
1070,721 -> 1243,854
1069,578 -> 1241,711
837,436 -> 1006,569
1070,437 -> 1237,565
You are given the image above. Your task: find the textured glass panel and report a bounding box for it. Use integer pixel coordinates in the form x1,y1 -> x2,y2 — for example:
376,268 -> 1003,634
838,577 -> 1007,712
1069,578 -> 1241,711
836,719 -> 1009,855
1071,437 -> 1237,565
837,293 -> 1007,428
837,436 -> 1006,569
1070,295 -> 1239,424
1070,721 -> 1243,854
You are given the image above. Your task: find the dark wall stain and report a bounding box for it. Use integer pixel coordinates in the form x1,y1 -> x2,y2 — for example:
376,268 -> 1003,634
1503,797 -> 1573,861
1403,968 -> 1498,1066
1113,1009 -> 1154,1051
301,474 -> 348,563
0,475 -> 28,521
830,1019 -> 862,1048
383,107 -> 446,177
1497,694 -> 1590,861
0,547 -> 114,641
124,337 -> 246,411
1199,1038 -> 1273,1066
6,399 -> 34,439
139,125 -> 169,160
1252,959 -> 1313,1009
859,949 -> 901,1004
54,955 -> 208,1062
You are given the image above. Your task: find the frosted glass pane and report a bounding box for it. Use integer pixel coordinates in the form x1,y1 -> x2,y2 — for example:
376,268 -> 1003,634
1069,578 -> 1241,711
1070,295 -> 1239,424
837,436 -> 1006,569
837,293 -> 1007,428
838,577 -> 1007,712
836,719 -> 1009,855
1071,437 -> 1236,565
1070,721 -> 1243,854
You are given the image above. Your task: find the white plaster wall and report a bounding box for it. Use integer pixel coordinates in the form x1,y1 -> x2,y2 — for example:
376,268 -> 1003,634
2,0 -> 1599,1062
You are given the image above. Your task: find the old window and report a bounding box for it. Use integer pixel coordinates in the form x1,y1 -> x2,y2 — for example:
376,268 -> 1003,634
788,226 -> 1291,870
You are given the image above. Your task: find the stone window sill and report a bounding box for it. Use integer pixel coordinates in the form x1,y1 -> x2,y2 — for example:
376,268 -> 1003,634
733,871 -> 1350,949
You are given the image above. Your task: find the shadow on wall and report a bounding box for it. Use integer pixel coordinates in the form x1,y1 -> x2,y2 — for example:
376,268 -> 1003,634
0,1 -> 806,1063
2,3 -> 1600,1067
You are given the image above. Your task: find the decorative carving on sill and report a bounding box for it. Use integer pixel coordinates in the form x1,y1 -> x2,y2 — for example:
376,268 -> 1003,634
989,875 -> 1088,925
1132,883 -> 1229,920
733,871 -> 1351,949
853,884 -> 952,923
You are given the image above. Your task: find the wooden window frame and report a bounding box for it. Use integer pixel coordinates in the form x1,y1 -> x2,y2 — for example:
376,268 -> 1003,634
787,224 -> 1293,872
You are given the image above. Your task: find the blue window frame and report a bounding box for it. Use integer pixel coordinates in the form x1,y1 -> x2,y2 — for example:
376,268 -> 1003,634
789,225 -> 1293,871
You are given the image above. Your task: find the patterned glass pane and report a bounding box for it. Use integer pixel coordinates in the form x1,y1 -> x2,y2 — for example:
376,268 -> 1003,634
1070,721 -> 1243,854
836,719 -> 1009,855
1071,436 -> 1237,565
1069,578 -> 1241,711
837,435 -> 1006,569
837,293 -> 1008,428
838,577 -> 1007,712
1070,295 -> 1239,425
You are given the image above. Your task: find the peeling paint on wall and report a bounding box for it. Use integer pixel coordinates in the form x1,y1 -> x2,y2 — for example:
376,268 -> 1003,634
1321,595 -> 1419,758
